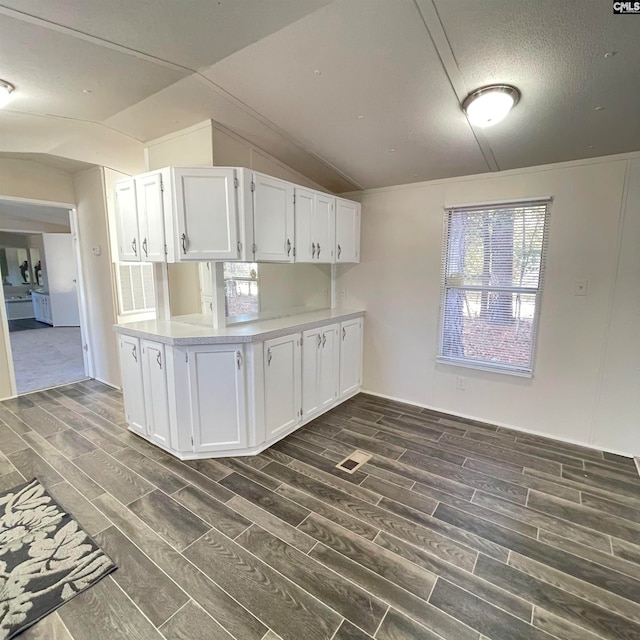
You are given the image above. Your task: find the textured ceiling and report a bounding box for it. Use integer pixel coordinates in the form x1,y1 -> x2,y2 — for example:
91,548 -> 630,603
0,0 -> 638,191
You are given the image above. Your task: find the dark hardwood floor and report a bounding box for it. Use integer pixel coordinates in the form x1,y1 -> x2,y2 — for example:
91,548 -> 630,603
1,382 -> 639,640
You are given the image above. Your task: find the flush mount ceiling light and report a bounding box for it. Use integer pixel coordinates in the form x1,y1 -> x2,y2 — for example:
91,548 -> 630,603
0,80 -> 15,109
462,84 -> 520,128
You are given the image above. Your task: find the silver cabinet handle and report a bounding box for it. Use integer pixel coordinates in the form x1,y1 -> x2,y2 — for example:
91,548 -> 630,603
132,344 -> 137,362
317,242 -> 321,258
311,242 -> 316,259
237,240 -> 242,255
156,351 -> 162,369
181,233 -> 187,254
286,238 -> 292,256
322,333 -> 327,348
317,333 -> 322,348
337,243 -> 342,259
267,347 -> 272,366
236,350 -> 242,370
342,327 -> 346,341
132,237 -> 137,256
142,237 -> 148,257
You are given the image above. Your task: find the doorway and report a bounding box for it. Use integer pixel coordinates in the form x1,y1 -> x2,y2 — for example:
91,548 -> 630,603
0,199 -> 91,395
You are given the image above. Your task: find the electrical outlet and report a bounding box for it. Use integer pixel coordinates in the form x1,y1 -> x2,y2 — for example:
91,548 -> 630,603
456,376 -> 465,391
340,289 -> 346,301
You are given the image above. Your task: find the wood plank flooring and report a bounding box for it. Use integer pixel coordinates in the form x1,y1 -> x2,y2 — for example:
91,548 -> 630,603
1,382 -> 638,640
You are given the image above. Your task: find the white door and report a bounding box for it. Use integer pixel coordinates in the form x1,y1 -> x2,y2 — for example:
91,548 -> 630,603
142,340 -> 171,448
294,187 -> 314,262
319,324 -> 340,410
253,173 -> 295,262
174,168 -> 240,262
115,179 -> 140,262
315,194 -> 336,263
264,333 -> 301,438
119,335 -> 146,436
301,328 -> 321,420
136,173 -> 166,262
335,198 -> 360,263
188,345 -> 247,452
42,233 -> 80,327
339,318 -> 363,398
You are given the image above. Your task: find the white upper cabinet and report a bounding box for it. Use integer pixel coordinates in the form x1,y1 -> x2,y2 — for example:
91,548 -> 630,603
294,188 -> 336,263
115,179 -> 140,262
253,173 -> 295,262
335,198 -> 361,263
174,167 -> 240,262
136,173 -> 166,262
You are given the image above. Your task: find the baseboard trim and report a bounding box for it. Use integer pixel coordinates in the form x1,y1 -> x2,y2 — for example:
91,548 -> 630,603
634,457 -> 640,478
361,388 -> 635,460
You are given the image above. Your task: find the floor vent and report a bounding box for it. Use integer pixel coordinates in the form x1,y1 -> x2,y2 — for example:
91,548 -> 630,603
336,450 -> 372,474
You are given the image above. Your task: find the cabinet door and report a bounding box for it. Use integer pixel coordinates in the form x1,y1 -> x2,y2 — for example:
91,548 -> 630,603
142,340 -> 171,448
319,324 -> 340,410
315,194 -> 336,263
294,187 -> 314,262
253,173 -> 295,262
174,168 -> 240,261
136,173 -> 166,262
119,335 -> 146,435
339,318 -> 363,398
335,198 -> 361,263
188,346 -> 247,452
264,333 -> 301,439
115,179 -> 140,262
301,328 -> 321,420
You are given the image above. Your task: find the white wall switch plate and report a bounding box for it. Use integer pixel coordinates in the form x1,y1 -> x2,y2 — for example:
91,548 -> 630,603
92,245 -> 102,256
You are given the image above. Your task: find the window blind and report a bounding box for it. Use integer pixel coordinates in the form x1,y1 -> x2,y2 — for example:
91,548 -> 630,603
438,199 -> 551,374
117,263 -> 156,315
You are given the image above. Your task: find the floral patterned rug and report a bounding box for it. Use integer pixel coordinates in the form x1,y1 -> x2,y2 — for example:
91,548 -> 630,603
0,479 -> 116,639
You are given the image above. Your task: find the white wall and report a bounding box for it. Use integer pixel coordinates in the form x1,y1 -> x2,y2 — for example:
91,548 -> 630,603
339,155 -> 640,456
73,167 -> 121,387
0,159 -> 75,205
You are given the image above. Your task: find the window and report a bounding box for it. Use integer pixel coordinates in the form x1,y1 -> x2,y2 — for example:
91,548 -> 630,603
438,199 -> 550,375
116,263 -> 155,315
223,262 -> 259,318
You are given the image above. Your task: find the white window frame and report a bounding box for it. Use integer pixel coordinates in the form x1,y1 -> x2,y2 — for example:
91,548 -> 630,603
436,198 -> 551,377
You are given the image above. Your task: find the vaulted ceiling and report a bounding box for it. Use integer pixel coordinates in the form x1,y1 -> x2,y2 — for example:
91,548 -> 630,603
0,0 -> 639,191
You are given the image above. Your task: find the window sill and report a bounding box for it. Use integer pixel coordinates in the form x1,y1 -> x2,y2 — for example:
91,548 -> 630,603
436,357 -> 533,379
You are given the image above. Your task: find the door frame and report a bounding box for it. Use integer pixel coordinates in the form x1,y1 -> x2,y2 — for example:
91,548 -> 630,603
0,196 -> 93,398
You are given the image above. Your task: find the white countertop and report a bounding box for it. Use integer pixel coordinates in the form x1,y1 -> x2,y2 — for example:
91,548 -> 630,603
114,307 -> 365,345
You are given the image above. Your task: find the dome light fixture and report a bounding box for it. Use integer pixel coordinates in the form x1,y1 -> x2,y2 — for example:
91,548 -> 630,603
462,84 -> 520,128
0,80 -> 15,109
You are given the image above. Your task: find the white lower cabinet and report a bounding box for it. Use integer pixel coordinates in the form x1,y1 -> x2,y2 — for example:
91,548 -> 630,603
119,335 -> 146,436
264,332 -> 301,440
141,340 -> 171,449
302,324 -> 339,421
187,345 -> 248,453
116,314 -> 363,459
339,318 -> 363,398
